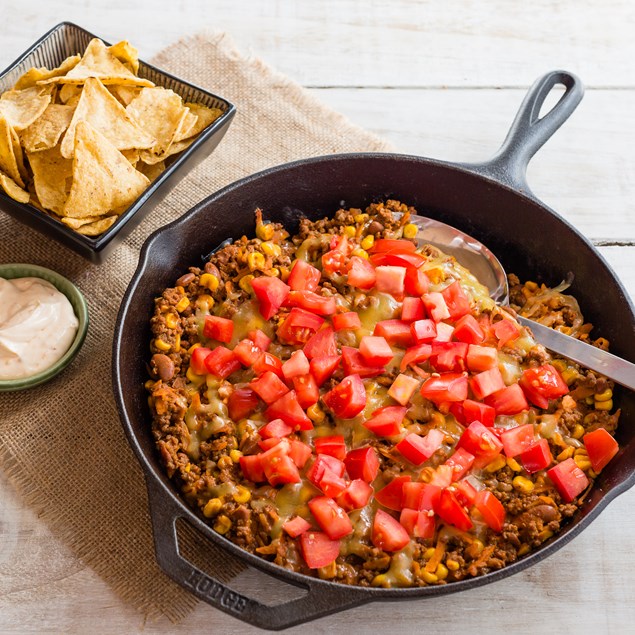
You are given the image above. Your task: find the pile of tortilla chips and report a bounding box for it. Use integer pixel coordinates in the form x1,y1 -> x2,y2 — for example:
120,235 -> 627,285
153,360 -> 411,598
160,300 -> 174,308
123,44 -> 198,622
0,38 -> 223,236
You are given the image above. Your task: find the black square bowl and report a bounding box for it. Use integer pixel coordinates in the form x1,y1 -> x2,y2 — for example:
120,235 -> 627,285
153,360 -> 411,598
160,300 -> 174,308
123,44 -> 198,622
0,22 -> 236,263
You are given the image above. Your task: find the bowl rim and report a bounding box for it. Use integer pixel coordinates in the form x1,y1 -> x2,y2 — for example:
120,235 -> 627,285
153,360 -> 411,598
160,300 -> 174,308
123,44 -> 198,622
0,263 -> 89,391
0,21 -> 237,257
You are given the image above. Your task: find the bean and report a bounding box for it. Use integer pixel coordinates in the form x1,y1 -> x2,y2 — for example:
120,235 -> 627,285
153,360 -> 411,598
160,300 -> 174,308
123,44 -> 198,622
532,505 -> 559,523
204,262 -> 221,278
176,272 -> 195,287
367,220 -> 384,234
151,353 -> 175,381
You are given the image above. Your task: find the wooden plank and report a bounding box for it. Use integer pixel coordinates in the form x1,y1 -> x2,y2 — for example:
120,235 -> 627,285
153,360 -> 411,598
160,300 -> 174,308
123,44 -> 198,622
2,1 -> 635,87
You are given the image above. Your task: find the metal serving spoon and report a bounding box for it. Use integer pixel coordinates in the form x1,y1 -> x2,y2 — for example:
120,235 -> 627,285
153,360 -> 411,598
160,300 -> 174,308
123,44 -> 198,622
410,214 -> 635,390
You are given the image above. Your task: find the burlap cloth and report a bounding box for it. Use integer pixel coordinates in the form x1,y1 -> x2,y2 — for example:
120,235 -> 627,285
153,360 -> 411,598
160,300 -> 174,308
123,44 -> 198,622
0,33 -> 393,622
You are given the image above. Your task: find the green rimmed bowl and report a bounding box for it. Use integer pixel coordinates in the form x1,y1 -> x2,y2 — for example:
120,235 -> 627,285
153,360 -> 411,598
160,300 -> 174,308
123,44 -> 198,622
0,264 -> 88,391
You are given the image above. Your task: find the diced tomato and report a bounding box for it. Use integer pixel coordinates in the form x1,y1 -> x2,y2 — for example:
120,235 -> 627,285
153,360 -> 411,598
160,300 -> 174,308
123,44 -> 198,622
370,239 -> 417,254
485,384 -> 529,415
248,329 -> 271,351
233,338 -> 262,367
344,446 -> 380,482
300,531 -> 341,569
420,372 -> 469,404
363,405 -> 407,437
399,508 -> 436,539
400,343 -> 433,371
322,373 -> 366,419
546,458 -> 590,502
287,259 -> 321,292
285,290 -> 337,316
314,435 -> 346,461
250,371 -> 290,404
308,497 -> 353,539
277,308 -> 324,345
283,516 -> 312,538
520,438 -> 553,473
374,320 -> 414,348
341,346 -> 384,378
444,448 -> 475,481
401,297 -> 425,322
347,256 -> 376,290
493,318 -> 520,348
359,335 -> 394,366
430,341 -> 468,373
388,373 -> 420,405
190,346 -> 212,375
375,266 -> 406,298
474,490 -> 505,532
404,267 -> 430,296
449,401 -> 466,424
239,454 -> 266,482
396,429 -> 445,465
251,276 -> 290,320
227,387 -> 259,421
204,346 -> 241,378
457,421 -> 504,465
500,424 -> 535,458
307,454 -> 346,485
265,390 -> 313,431
402,482 -> 442,511
310,354 -> 341,387
470,367 -> 506,400
453,479 -> 478,507
519,364 -> 569,409
374,475 -> 411,511
422,292 -> 451,322
252,351 -> 284,377
440,281 -> 471,320
435,488 -> 473,532
434,322 -> 455,342
289,440 -> 312,468
262,455 -> 301,486
258,437 -> 282,451
372,509 -> 410,551
332,311 -> 362,331
202,315 -> 234,343
462,399 -> 496,427
292,373 -> 319,408
281,350 -> 310,381
466,344 -> 498,372
337,479 -> 373,511
370,251 -> 427,269
322,237 -> 350,276
259,418 -> 293,439
304,326 -> 337,359
453,314 -> 485,344
584,428 -> 619,472
429,465 -> 454,488
411,319 -> 437,343
316,468 -> 347,498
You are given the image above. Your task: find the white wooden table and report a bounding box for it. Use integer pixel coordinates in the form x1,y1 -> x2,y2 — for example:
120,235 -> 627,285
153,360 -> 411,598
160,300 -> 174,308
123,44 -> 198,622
1,1 -> 634,633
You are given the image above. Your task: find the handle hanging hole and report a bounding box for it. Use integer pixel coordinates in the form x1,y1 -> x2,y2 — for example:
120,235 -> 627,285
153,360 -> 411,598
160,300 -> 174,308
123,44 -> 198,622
536,83 -> 566,121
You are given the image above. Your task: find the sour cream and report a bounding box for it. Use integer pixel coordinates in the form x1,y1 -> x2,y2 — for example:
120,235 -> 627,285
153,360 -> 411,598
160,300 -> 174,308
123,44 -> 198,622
0,277 -> 79,380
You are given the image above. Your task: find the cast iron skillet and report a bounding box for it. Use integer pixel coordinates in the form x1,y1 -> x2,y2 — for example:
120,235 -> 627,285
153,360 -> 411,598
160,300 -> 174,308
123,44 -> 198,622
113,71 -> 635,630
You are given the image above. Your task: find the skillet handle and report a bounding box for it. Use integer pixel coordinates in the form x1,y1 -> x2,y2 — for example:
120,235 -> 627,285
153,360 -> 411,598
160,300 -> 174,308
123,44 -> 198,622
146,476 -> 369,630
465,70 -> 584,195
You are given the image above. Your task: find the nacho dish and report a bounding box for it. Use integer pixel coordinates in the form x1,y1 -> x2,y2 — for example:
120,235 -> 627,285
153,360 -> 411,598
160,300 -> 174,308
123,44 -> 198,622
0,38 -> 222,236
146,200 -> 621,587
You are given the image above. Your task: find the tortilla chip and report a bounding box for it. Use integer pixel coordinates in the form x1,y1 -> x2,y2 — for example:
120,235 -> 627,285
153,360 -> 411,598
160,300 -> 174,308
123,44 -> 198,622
173,108 -> 198,143
137,160 -> 166,182
0,170 -> 30,203
0,116 -> 24,186
13,55 -> 81,90
59,83 -> 81,104
127,87 -> 190,159
0,85 -> 52,130
121,148 -> 139,165
62,121 -> 149,219
179,103 -> 222,140
62,214 -> 118,235
60,77 -> 155,159
11,127 -> 28,182
108,85 -> 141,106
20,104 -> 75,153
40,38 -> 153,87
108,41 -> 139,74
28,145 -> 73,214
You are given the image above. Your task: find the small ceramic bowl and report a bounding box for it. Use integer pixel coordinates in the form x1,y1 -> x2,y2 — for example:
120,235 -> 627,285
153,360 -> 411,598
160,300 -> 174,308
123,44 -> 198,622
0,263 -> 88,391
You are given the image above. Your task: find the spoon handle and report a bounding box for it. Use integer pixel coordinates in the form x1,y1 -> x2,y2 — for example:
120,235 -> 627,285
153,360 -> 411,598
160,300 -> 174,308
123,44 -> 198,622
518,317 -> 635,390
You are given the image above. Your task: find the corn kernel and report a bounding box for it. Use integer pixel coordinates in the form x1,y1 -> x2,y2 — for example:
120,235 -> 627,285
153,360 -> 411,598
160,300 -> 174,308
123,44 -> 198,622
372,574 -> 390,587
595,399 -> 613,411
361,234 -> 375,250
217,455 -> 233,469
342,225 -> 356,238
588,468 -> 598,479
467,539 -> 484,558
435,564 -> 449,580
203,498 -> 223,518
318,561 -> 337,580
556,447 -> 574,461
184,463 -> 191,473
422,571 -> 438,584
512,475 -> 535,494
261,241 -> 281,257
175,296 -> 190,313
270,267 -> 280,277
585,396 -> 595,406
239,274 -> 255,293
537,529 -> 554,542
574,447 -> 588,456
426,267 -> 445,284
354,213 -> 369,223
571,424 -> 585,440
174,334 -> 181,353
517,544 -> 531,556
256,223 -> 274,241
229,449 -> 243,463
506,457 -> 523,472
307,403 -> 325,423
165,313 -> 179,329
154,338 -> 171,352
446,559 -> 460,571
196,294 -> 215,310
188,342 -> 201,353
186,367 -> 204,383
424,547 -> 436,560
247,252 -> 265,272
233,485 -> 251,504
551,359 -> 567,373
419,467 -> 435,483
485,455 -> 507,473
561,369 -> 578,385
595,388 -> 613,402
214,515 -> 232,534
200,273 -> 220,292
403,223 -> 418,239
525,281 -> 538,291
574,455 -> 592,471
